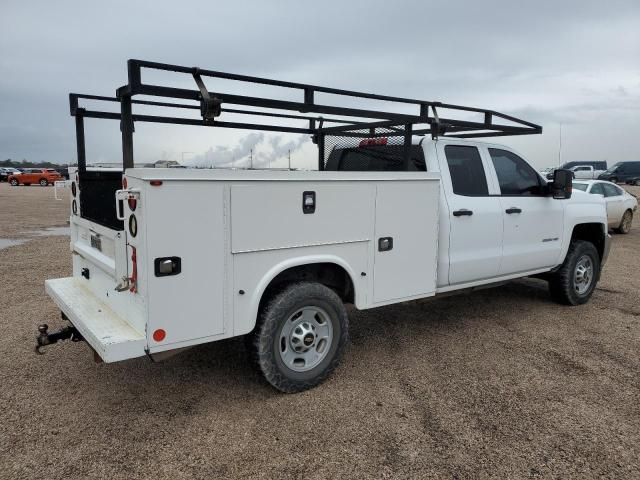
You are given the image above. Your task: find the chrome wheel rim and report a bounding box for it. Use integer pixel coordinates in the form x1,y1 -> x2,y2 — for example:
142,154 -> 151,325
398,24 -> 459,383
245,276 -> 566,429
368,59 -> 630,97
279,306 -> 333,372
574,255 -> 594,295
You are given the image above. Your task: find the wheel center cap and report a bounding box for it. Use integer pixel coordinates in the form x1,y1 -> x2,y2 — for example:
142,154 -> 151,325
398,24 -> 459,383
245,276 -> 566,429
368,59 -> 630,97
303,334 -> 315,346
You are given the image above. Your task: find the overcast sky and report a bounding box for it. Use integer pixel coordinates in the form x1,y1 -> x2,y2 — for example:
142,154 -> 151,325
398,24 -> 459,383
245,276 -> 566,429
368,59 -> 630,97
1,0 -> 639,169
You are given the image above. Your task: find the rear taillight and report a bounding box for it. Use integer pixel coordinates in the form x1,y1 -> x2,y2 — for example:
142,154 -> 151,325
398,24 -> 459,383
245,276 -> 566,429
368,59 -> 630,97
122,177 -> 128,189
127,197 -> 137,211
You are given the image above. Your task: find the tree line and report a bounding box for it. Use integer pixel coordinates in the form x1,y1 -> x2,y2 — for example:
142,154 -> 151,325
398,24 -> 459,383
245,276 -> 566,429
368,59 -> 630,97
1,159 -> 76,169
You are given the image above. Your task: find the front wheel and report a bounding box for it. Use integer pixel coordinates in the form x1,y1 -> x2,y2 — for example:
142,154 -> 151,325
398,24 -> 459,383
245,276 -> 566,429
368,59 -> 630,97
247,282 -> 349,393
615,210 -> 633,234
634,179 -> 640,186
9,178 -> 18,186
548,240 -> 600,305
610,177 -> 618,184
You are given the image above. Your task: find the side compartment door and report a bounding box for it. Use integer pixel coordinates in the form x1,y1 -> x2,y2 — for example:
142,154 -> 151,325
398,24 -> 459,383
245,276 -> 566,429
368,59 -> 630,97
485,147 -> 564,274
438,144 -> 503,285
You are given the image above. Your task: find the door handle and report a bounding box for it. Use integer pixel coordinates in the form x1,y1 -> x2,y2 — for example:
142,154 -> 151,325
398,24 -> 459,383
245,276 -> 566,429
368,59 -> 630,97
452,209 -> 473,217
505,207 -> 522,214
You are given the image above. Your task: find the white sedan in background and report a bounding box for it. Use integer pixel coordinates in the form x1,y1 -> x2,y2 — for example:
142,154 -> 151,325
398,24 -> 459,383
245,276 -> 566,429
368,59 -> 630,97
573,180 -> 637,234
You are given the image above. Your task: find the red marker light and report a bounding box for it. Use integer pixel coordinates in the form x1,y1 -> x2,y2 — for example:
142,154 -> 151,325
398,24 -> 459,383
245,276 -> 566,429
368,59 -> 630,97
122,177 -> 128,189
359,137 -> 388,147
153,329 -> 166,342
150,180 -> 163,186
128,198 -> 137,211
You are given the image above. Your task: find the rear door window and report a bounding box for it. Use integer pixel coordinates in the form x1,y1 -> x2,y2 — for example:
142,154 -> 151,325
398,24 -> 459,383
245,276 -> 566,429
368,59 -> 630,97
602,183 -> 622,197
590,183 -> 605,195
444,145 -> 489,196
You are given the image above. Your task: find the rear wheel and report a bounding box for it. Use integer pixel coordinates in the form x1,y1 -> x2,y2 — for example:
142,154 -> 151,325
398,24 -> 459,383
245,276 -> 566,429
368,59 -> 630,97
615,210 -> 633,234
247,282 -> 349,393
548,240 -> 600,305
9,178 -> 18,186
39,178 -> 48,186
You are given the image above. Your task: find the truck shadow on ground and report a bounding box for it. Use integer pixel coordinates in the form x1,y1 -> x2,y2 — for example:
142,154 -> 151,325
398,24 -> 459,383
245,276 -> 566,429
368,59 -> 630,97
56,277 -> 559,406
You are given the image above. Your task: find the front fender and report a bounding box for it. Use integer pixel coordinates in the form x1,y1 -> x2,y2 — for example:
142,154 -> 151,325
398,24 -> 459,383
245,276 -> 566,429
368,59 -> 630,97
557,201 -> 608,265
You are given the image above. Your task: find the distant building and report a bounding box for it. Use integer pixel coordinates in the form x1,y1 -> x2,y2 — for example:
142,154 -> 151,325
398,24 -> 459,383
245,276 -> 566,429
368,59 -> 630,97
150,160 -> 184,168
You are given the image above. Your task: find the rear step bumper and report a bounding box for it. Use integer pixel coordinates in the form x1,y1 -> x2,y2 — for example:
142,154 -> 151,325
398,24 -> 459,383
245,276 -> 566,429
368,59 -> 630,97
45,277 -> 146,362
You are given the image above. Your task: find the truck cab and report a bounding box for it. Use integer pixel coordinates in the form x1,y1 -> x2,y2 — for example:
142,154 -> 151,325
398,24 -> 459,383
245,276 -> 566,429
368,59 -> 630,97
326,137 -> 609,289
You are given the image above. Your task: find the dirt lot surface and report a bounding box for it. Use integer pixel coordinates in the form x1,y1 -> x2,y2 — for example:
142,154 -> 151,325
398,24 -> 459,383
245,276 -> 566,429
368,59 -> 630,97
0,182 -> 638,479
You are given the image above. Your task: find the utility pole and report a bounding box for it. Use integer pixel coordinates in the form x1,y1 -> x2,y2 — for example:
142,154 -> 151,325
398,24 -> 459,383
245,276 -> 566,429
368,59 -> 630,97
558,123 -> 562,167
288,149 -> 291,170
250,149 -> 253,169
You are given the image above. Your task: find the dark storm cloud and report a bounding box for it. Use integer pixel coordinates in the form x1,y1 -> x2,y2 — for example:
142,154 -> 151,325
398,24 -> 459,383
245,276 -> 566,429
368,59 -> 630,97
1,0 -> 639,167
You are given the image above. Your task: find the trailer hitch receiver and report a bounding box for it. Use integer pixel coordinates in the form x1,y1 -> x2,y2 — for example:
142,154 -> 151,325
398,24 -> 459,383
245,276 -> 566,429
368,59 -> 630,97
35,323 -> 84,354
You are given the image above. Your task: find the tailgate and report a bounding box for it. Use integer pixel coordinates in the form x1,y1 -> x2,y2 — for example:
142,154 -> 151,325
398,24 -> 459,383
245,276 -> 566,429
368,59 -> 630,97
48,211 -> 147,360
45,277 -> 145,362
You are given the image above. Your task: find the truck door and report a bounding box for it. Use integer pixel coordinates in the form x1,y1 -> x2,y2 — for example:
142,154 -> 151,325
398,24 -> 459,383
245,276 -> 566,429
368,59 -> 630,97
438,144 -> 503,285
485,147 -> 564,274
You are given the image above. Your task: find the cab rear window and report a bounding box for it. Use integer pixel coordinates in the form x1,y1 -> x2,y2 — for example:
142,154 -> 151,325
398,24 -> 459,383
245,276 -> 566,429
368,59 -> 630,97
325,145 -> 426,171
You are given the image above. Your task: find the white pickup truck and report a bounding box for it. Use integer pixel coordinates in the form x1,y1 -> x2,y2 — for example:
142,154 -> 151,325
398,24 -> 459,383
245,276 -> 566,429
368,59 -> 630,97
570,165 -> 606,180
39,61 -> 611,393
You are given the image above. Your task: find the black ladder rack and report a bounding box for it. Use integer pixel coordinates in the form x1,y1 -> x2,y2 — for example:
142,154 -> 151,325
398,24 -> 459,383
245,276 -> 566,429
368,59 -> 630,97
69,59 -> 542,172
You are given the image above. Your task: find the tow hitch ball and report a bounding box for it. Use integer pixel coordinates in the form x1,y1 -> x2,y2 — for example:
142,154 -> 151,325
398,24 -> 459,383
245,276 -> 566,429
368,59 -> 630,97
35,324 -> 83,354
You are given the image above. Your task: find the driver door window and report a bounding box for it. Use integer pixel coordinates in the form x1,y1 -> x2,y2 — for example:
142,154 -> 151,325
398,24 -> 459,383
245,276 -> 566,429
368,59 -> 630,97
488,148 -> 543,195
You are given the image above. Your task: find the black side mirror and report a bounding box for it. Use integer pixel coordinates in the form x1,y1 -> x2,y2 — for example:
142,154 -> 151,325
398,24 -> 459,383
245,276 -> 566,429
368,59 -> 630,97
550,169 -> 572,199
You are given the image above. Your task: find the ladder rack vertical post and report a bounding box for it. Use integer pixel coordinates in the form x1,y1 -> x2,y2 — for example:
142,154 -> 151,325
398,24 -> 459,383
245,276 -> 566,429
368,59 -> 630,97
75,110 -> 87,175
120,95 -> 134,170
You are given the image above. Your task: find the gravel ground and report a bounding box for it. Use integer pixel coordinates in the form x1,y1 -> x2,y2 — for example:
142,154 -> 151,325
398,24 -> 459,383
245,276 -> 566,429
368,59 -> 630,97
0,182 -> 638,479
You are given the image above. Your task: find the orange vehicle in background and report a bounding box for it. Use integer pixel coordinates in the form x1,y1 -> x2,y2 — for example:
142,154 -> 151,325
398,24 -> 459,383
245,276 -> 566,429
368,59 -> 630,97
8,168 -> 63,186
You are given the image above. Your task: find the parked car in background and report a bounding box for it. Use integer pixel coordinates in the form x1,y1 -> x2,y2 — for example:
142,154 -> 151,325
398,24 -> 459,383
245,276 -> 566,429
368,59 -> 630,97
545,161 -> 608,180
539,167 -> 555,177
57,167 -> 71,180
8,168 -> 63,186
598,162 -> 640,184
573,180 -> 637,234
0,167 -> 22,181
569,165 -> 605,180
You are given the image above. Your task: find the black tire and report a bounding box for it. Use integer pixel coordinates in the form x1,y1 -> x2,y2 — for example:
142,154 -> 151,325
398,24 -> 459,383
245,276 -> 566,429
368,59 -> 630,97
9,178 -> 18,186
615,210 -> 633,234
610,177 -> 618,184
247,282 -> 349,393
548,240 -> 600,305
635,179 -> 640,186
39,178 -> 48,186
